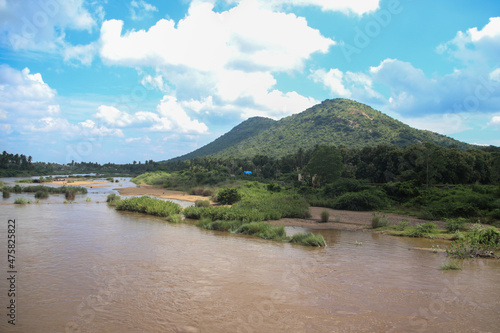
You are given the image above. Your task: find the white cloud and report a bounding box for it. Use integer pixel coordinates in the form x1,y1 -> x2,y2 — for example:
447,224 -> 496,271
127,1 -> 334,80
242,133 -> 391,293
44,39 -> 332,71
0,65 -> 60,117
310,68 -> 351,97
310,67 -> 384,104
402,113 -> 471,135
262,0 -> 380,15
488,115 -> 500,126
140,73 -> 168,92
96,105 -> 134,127
155,95 -> 208,134
490,68 -> 500,82
0,123 -> 12,135
242,90 -> 318,119
125,136 -> 151,144
99,1 -> 334,72
63,42 -> 98,66
437,17 -> 500,64
97,0 -> 331,123
24,117 -> 124,138
0,0 -> 96,51
96,105 -> 160,127
130,0 -> 158,21
94,96 -> 209,135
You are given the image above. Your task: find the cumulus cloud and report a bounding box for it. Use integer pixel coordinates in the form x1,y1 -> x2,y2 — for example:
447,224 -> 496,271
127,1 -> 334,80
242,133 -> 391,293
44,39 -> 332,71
262,0 -> 380,15
125,136 -> 152,144
94,96 -> 209,134
99,1 -> 334,72
310,68 -> 351,97
0,65 -> 60,117
437,17 -> 500,65
63,42 -> 98,66
0,0 -> 96,51
24,117 -> 124,138
488,115 -> 500,126
154,95 -> 209,134
310,67 -> 383,103
130,0 -> 158,21
97,0 -> 331,121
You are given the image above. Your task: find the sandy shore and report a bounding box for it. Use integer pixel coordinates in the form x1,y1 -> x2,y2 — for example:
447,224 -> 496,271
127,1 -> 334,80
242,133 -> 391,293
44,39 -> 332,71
116,184 -> 213,203
116,185 -> 444,231
268,207 -> 446,231
45,180 -> 111,187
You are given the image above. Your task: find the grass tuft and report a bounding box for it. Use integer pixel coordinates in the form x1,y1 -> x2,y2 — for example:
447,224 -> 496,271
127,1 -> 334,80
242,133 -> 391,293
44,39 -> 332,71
440,261 -> 461,270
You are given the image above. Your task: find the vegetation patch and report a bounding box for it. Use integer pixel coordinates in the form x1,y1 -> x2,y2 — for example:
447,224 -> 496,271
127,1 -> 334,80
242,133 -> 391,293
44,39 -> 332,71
195,200 -> 210,207
216,188 -> 241,205
320,210 -> 330,223
106,193 -> 121,206
14,197 -> 28,204
34,190 -> 49,199
440,261 -> 461,270
116,196 -> 182,218
371,212 -> 388,228
446,224 -> 500,258
290,232 -> 326,247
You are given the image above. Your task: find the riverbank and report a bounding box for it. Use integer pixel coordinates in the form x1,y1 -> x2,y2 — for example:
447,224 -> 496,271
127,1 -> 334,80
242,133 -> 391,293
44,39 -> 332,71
117,185 -> 444,232
39,180 -> 110,187
268,206 -> 446,231
116,184 -> 213,203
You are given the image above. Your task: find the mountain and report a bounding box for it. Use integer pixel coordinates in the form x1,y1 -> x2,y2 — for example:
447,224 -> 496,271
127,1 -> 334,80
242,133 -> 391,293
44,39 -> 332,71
173,99 -> 473,160
171,116 -> 276,161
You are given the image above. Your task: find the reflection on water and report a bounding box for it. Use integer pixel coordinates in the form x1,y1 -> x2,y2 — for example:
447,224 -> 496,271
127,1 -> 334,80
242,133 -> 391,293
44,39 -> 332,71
0,180 -> 499,332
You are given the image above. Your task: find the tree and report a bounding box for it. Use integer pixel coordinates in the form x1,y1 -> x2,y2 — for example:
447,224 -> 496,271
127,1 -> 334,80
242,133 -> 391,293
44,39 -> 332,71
216,188 -> 241,205
305,145 -> 343,185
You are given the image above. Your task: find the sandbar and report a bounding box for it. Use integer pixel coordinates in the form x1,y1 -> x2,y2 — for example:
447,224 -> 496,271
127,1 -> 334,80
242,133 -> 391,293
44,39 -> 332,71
116,184 -> 213,203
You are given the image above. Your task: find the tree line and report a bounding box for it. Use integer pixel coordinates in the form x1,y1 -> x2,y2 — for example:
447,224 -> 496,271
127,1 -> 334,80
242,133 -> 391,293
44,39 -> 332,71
156,143 -> 500,186
1,143 -> 499,186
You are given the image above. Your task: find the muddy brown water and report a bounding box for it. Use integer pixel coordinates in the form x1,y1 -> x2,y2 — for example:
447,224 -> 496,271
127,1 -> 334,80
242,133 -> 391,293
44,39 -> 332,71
1,186 -> 499,332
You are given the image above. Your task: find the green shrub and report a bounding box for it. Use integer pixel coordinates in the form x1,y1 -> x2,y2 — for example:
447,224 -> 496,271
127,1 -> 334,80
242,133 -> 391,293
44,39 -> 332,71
266,183 -> 282,192
440,261 -> 461,270
323,178 -> 367,198
216,188 -> 241,205
371,212 -> 388,228
290,232 -> 326,247
396,220 -> 409,231
406,222 -> 437,237
195,200 -> 210,207
333,189 -> 388,211
320,210 -> 330,223
116,196 -> 182,218
13,185 -> 22,193
190,187 -> 214,196
65,190 -> 76,201
3,190 -> 10,199
14,197 -> 27,204
445,218 -> 468,232
106,193 -> 120,202
165,214 -> 183,223
236,222 -> 286,240
34,190 -> 49,199
446,225 -> 500,258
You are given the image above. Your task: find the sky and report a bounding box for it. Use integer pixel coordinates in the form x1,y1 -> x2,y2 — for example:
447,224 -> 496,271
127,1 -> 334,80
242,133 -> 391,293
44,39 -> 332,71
1,0 -> 500,164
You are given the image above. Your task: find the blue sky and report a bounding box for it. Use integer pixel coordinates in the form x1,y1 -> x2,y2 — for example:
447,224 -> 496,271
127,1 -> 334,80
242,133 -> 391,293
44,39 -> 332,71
1,0 -> 499,164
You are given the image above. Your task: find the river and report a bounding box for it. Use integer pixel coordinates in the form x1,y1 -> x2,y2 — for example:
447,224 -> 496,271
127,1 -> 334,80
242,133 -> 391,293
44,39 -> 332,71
0,178 -> 499,332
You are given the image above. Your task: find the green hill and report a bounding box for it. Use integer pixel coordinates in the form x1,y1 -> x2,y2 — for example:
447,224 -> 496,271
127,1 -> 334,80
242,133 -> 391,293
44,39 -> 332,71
173,99 -> 473,160
171,116 -> 276,161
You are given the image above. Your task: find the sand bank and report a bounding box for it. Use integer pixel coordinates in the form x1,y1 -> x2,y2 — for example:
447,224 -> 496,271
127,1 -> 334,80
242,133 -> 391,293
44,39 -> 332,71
116,184 -> 213,203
